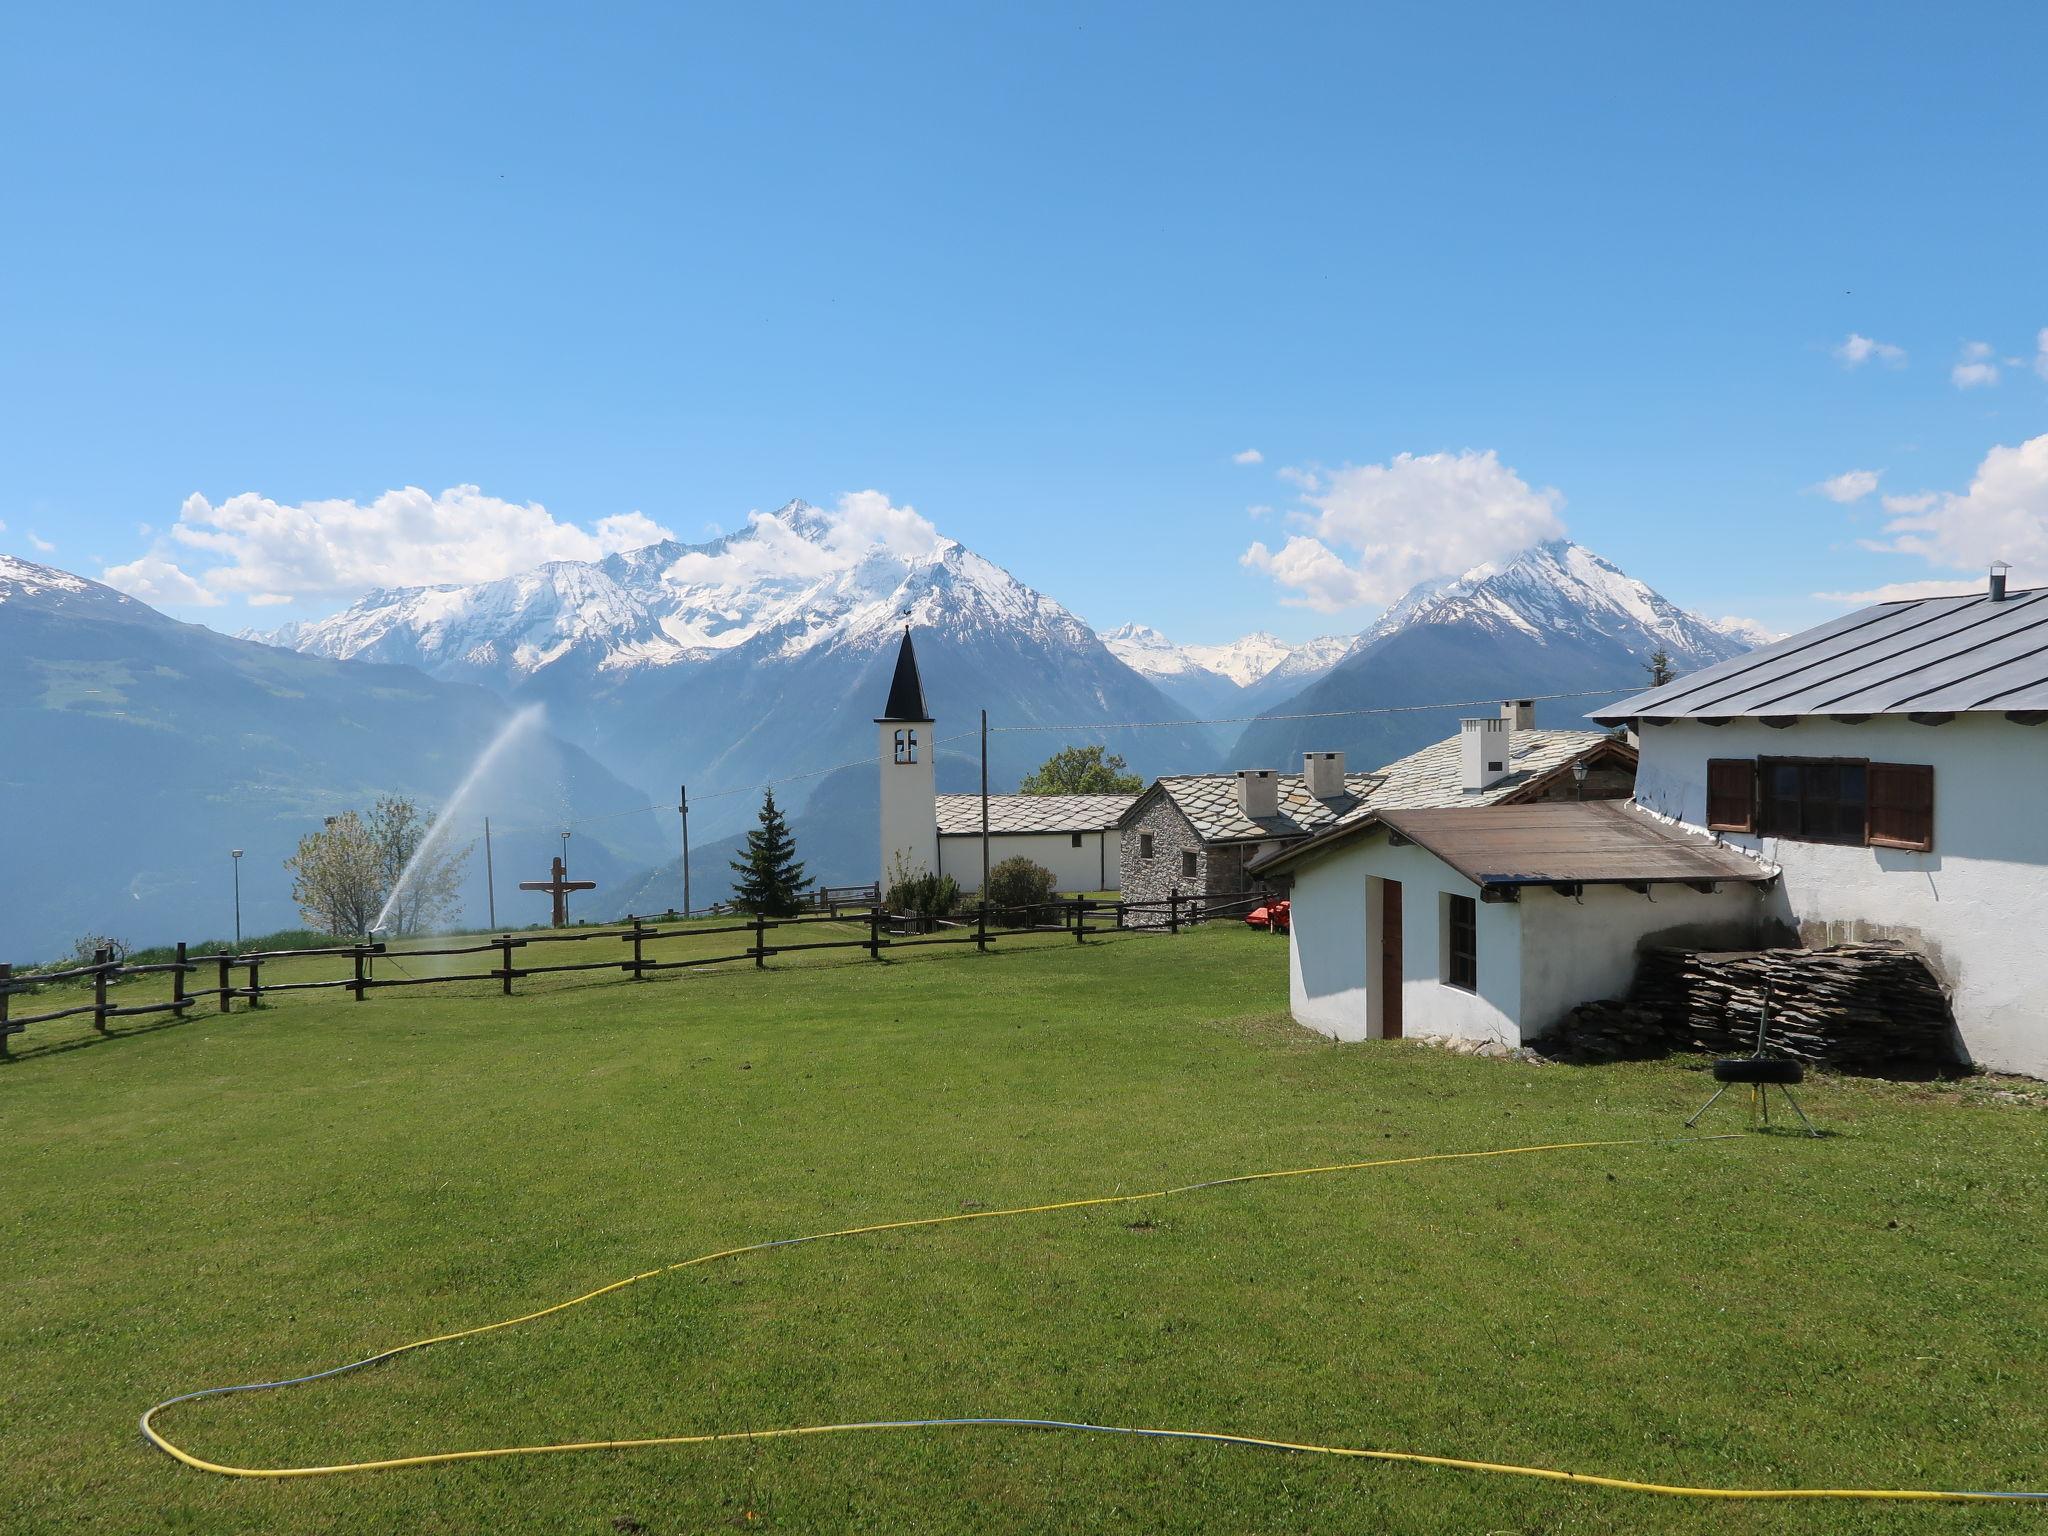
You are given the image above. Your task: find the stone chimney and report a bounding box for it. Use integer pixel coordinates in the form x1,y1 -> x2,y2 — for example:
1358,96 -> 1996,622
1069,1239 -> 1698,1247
1236,769 -> 1279,820
1503,699 -> 1536,730
1303,750 -> 1347,801
1460,717 -> 1511,793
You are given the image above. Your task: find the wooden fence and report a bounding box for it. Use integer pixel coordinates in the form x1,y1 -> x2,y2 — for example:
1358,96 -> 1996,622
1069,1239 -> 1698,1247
0,889 -> 1276,1059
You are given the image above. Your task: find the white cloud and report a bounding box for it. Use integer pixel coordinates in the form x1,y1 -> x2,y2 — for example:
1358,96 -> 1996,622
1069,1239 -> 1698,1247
1813,468 -> 1881,504
1880,492 -> 1938,515
1242,448 -> 1566,611
1952,340 -> 2000,388
247,592 -> 293,607
1814,579 -> 1988,604
115,484 -> 675,605
662,491 -> 942,593
1865,430 -> 2048,586
1834,332 -> 1906,368
27,531 -> 55,553
102,551 -> 224,607
1232,448 -> 1264,465
2035,327 -> 2048,381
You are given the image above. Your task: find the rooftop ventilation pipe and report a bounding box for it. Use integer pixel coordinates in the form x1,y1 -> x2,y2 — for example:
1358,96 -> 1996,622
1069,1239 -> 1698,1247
1236,769 -> 1280,820
1303,751 -> 1347,801
1991,560 -> 2011,601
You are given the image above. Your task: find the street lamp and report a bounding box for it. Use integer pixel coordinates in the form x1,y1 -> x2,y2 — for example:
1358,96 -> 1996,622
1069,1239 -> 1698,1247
1571,758 -> 1589,801
230,849 -> 244,948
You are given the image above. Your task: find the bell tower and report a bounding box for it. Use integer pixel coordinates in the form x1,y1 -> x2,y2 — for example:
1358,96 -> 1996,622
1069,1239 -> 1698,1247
876,627 -> 936,886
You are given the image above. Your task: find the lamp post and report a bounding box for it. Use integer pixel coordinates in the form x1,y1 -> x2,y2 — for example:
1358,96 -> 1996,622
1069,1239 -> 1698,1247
1571,758 -> 1589,801
230,849 -> 244,948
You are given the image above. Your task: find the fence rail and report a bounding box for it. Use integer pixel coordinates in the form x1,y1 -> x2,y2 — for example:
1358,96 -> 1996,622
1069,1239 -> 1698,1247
0,890 -> 1279,1059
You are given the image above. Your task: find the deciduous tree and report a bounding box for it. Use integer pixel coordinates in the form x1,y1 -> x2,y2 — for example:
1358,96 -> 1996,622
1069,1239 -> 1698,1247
1019,744 -> 1143,795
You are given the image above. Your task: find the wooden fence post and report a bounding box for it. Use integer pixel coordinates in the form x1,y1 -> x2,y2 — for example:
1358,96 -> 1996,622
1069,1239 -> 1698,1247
92,947 -> 111,1035
172,941 -> 188,1013
351,945 -> 367,1003
753,910 -> 766,969
1073,897 -> 1086,944
868,905 -> 882,961
976,900 -> 987,954
247,959 -> 262,1007
629,915 -> 645,980
1169,889 -> 1180,936
217,954 -> 233,1013
498,935 -> 514,995
0,962 -> 12,1060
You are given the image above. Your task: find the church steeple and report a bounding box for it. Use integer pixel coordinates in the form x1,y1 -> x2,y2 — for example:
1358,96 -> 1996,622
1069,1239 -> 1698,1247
875,626 -> 932,723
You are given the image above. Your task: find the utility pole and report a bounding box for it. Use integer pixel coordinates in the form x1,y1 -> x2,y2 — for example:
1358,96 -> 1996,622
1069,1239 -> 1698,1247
678,783 -> 691,917
230,848 -> 243,948
483,816 -> 497,928
980,709 -> 990,898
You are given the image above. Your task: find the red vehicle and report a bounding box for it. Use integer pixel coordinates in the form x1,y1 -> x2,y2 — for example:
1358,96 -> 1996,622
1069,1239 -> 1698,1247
1245,898 -> 1291,934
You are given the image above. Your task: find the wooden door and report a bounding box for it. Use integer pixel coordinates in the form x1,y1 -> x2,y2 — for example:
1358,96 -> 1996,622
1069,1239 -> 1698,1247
1380,880 -> 1403,1040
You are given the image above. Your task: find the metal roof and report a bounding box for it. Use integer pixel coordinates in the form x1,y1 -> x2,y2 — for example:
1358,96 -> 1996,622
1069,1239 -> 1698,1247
935,793 -> 1137,836
1591,585 -> 2048,724
1129,729 -> 1621,846
1251,800 -> 1776,888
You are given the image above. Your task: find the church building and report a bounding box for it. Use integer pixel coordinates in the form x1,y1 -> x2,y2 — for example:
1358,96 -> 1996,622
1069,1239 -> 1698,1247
877,630 -> 1136,894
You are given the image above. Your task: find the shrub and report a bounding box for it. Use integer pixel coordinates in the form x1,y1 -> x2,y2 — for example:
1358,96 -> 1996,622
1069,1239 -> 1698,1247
985,857 -> 1058,928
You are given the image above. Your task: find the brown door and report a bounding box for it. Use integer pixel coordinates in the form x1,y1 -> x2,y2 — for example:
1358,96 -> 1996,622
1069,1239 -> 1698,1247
1380,880 -> 1403,1040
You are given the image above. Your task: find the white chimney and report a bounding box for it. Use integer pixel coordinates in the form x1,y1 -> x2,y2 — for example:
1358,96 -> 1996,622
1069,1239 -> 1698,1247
1236,769 -> 1280,819
1461,717 -> 1511,793
1303,750 -> 1347,801
1503,699 -> 1536,731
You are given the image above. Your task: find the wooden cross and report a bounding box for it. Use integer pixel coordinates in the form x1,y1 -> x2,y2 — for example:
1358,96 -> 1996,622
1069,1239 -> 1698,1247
519,855 -> 596,929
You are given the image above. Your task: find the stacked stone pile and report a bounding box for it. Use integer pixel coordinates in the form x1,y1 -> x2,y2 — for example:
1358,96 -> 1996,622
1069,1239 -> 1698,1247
1545,943 -> 1960,1074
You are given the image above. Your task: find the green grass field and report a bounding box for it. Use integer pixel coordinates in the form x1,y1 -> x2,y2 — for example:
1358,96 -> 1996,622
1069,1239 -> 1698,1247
6,924 -> 2046,1535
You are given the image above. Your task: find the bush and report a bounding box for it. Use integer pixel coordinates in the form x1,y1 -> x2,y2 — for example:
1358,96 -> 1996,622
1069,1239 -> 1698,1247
985,857 -> 1058,928
887,869 -> 962,923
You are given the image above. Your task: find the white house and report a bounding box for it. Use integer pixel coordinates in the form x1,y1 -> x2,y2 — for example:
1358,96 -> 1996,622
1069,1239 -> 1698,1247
876,629 -> 1135,892
1590,569 -> 2048,1077
1251,799 -> 1776,1046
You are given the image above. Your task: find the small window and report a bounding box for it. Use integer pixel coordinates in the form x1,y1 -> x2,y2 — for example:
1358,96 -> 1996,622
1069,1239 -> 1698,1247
1444,894 -> 1477,992
1140,832 -> 1155,859
1706,759 -> 1756,832
1070,832 -> 1083,848
1759,758 -> 1867,845
1181,850 -> 1198,879
893,728 -> 918,765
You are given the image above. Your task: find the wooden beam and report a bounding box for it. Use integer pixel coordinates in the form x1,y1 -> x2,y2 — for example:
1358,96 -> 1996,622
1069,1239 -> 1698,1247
1622,881 -> 1651,895
1387,832 -> 1411,846
1907,711 -> 1955,727
2006,710 -> 2048,726
1479,886 -> 1519,904
1699,717 -> 1732,727
1829,713 -> 1873,724
1761,716 -> 1798,729
1547,882 -> 1582,899
1687,880 -> 1719,894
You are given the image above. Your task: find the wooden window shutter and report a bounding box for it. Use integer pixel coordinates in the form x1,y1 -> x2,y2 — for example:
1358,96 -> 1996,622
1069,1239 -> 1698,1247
1706,759 -> 1756,832
1867,763 -> 1934,851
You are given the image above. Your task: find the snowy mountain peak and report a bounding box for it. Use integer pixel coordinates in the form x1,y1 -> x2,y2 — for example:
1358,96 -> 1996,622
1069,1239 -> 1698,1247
1104,624 -> 1357,696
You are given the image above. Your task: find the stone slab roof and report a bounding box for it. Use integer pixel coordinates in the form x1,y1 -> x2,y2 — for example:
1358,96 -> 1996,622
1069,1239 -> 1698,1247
1135,728 -> 1620,846
935,793 -> 1138,836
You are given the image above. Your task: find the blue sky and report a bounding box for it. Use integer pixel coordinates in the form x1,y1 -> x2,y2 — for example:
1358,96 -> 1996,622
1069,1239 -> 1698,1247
4,2 -> 2045,644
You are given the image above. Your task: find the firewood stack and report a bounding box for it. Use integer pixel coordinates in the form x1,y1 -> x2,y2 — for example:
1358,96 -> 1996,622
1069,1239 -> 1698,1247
1544,942 -> 1960,1074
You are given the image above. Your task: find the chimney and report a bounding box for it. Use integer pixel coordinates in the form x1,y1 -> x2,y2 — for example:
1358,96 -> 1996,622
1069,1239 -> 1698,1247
1303,750 -> 1347,801
1461,717 -> 1511,793
1503,699 -> 1536,731
1991,559 -> 2011,602
1236,769 -> 1279,820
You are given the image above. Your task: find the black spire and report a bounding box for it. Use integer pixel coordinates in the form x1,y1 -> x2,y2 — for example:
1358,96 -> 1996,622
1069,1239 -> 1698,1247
876,627 -> 931,722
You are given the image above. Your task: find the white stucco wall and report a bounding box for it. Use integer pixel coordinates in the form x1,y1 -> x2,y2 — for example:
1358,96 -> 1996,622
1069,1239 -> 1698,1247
1286,833 -> 1521,1045
878,720 -> 937,884
1633,715 -> 2048,1076
938,831 -> 1119,893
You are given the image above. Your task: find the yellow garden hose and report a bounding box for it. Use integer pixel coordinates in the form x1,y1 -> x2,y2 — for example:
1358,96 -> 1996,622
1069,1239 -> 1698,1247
141,1134 -> 2045,1503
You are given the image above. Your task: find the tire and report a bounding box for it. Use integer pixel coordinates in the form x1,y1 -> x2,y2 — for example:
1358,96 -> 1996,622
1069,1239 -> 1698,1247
1713,1056 -> 1804,1085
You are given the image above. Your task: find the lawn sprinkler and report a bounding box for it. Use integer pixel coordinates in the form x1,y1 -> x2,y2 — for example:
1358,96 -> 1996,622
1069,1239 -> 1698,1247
1684,985 -> 1821,1137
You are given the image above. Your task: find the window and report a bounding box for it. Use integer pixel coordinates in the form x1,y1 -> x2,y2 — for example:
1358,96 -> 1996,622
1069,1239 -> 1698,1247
1140,832 -> 1155,859
1759,758 -> 1868,845
892,728 -> 919,765
1867,762 -> 1935,851
1444,894 -> 1477,992
1706,759 -> 1756,832
1182,850 -> 1198,879
1070,832 -> 1083,848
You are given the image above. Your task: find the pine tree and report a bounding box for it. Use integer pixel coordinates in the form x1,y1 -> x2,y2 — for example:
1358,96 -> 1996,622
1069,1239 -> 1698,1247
1643,647 -> 1676,687
729,788 -> 812,916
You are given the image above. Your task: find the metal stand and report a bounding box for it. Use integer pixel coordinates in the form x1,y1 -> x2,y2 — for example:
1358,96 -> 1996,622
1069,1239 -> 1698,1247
1684,985 -> 1822,1138
1685,1079 -> 1820,1136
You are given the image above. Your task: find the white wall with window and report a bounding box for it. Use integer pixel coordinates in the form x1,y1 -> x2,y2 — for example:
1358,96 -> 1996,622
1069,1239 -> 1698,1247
936,830 -> 1118,894
1631,714 -> 2048,1076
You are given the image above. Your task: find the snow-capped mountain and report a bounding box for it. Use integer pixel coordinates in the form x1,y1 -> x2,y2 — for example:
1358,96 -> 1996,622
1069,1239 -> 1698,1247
1102,623 -> 1356,717
1233,538 -> 1757,772
253,502 -> 1216,822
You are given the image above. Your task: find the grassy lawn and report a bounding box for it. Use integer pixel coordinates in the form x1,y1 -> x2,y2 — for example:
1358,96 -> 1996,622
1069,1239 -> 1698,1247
5,924 -> 2046,1534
